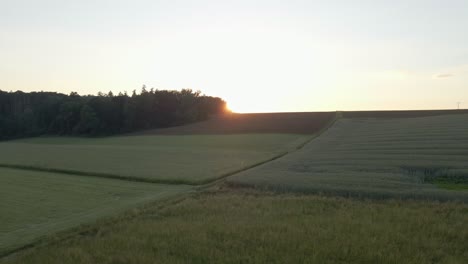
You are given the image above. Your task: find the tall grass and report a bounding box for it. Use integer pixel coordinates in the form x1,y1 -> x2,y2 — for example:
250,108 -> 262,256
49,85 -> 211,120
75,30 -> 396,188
3,188 -> 468,264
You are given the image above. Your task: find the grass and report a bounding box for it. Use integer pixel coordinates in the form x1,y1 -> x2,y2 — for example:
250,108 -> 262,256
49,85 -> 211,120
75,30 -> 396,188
434,182 -> 468,191
228,114 -> 468,201
0,134 -> 311,184
0,168 -> 192,255
3,187 -> 468,264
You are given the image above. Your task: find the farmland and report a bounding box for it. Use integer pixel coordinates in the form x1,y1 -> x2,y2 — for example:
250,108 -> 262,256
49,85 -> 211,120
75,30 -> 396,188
2,110 -> 468,263
3,188 -> 468,264
3,0 -> 468,262
0,112 -> 336,185
0,111 -> 336,258
343,109 -> 468,118
139,112 -> 336,135
229,113 -> 468,201
0,168 -> 191,255
0,134 -> 312,184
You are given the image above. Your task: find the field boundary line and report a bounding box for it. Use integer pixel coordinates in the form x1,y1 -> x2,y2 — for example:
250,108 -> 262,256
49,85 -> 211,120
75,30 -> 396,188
293,111 -> 341,150
0,164 -> 196,186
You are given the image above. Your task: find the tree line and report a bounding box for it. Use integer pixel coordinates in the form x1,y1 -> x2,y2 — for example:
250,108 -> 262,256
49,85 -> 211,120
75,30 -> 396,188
0,87 -> 227,140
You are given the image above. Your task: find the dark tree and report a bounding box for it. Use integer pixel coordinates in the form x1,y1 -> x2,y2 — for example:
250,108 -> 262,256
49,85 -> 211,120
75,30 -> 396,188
0,88 -> 227,140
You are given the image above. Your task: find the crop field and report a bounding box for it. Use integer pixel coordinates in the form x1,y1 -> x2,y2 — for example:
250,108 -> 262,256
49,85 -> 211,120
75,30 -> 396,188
0,112 -> 336,257
2,111 -> 468,262
137,112 -> 336,135
0,168 -> 191,255
229,113 -> 468,201
3,188 -> 467,264
0,134 -> 312,184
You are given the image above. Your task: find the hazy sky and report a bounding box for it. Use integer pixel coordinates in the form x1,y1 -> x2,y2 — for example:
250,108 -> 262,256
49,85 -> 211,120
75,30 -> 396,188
1,0 -> 467,112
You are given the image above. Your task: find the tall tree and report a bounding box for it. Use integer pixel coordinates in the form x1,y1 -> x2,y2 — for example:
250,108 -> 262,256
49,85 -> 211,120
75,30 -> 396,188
0,89 -> 227,140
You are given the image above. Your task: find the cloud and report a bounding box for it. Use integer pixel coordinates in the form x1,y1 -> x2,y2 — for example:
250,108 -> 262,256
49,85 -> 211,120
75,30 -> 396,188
433,73 -> 454,79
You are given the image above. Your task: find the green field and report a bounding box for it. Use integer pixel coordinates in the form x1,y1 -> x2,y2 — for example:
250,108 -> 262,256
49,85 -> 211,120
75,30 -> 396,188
0,133 -> 312,255
229,114 -> 468,201
3,112 -> 468,262
3,188 -> 467,264
0,134 -> 310,184
0,168 -> 191,255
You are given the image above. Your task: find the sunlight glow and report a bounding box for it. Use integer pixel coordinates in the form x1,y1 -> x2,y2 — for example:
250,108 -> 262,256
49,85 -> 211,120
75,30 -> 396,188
1,1 -> 467,112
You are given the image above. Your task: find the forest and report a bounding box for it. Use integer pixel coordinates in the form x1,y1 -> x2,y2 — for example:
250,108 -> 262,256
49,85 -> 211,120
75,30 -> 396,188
0,87 -> 227,140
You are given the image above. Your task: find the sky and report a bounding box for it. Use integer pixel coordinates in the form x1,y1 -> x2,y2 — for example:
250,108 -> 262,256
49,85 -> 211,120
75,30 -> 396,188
1,0 -> 467,113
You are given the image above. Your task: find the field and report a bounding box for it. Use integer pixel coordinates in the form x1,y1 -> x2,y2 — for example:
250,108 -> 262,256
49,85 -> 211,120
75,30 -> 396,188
229,113 -> 468,201
0,113 -> 336,184
3,188 -> 468,264
0,168 -> 191,255
0,134 -> 312,184
343,109 -> 468,118
0,112 -> 336,257
2,110 -> 468,263
137,112 -> 336,135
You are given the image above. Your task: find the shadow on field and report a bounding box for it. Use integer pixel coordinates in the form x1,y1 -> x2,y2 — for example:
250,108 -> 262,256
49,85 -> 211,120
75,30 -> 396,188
133,112 -> 336,135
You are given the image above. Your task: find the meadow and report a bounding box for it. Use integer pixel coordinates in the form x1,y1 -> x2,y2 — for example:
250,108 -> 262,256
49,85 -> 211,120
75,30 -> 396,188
228,113 -> 468,201
0,134 -> 311,184
0,168 -> 191,255
3,188 -> 467,264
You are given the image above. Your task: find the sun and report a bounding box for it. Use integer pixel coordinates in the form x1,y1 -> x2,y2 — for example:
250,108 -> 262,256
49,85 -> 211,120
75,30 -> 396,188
224,97 -> 279,113
224,103 -> 234,113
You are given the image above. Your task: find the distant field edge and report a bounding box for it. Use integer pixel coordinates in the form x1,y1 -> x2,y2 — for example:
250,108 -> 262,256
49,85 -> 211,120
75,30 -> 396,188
134,111 -> 337,135
343,109 -> 468,118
